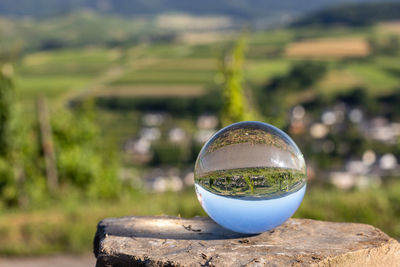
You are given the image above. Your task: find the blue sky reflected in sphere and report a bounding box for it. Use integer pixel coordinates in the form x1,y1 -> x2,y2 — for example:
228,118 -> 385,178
195,183 -> 306,234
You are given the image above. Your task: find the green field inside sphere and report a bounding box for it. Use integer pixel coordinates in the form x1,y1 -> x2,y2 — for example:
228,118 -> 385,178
195,167 -> 306,199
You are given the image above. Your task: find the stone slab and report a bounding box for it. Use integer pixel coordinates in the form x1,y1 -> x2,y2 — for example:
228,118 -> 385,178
94,216 -> 400,266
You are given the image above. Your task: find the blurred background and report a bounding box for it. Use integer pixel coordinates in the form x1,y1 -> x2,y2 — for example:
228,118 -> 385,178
0,0 -> 400,261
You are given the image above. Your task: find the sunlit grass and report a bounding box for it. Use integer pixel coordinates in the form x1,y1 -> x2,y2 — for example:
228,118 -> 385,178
0,179 -> 399,256
0,188 -> 204,256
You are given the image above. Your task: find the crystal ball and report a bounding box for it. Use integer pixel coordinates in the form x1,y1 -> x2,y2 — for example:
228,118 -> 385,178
194,121 -> 307,234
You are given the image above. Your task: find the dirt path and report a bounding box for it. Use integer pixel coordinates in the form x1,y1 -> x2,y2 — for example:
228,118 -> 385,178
0,254 -> 95,267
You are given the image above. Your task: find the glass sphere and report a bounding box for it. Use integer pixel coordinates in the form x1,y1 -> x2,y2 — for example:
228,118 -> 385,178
194,121 -> 306,234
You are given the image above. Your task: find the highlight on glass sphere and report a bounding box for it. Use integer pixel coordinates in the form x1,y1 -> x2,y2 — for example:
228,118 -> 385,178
194,121 -> 307,234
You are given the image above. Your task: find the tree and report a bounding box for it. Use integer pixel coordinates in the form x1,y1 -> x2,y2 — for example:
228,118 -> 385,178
220,34 -> 257,126
0,64 -> 36,207
0,64 -> 13,157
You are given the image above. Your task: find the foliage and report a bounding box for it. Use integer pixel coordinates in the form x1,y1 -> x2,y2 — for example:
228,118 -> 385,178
293,2 -> 400,27
0,64 -> 45,207
0,64 -> 13,157
267,61 -> 327,92
257,61 -> 327,127
52,100 -> 122,199
151,141 -> 188,167
220,34 -> 257,126
0,67 -> 121,208
94,89 -> 223,117
296,179 -> 400,239
369,36 -> 400,57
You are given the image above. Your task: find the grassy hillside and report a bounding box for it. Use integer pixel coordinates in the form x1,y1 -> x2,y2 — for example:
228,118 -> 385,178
10,20 -> 400,108
0,12 -> 159,57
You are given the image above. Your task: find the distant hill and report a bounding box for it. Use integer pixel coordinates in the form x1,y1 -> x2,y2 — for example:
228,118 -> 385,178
0,0 -> 397,20
293,2 -> 400,27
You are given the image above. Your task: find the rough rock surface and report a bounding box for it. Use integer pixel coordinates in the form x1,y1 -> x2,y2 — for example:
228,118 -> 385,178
94,216 -> 400,267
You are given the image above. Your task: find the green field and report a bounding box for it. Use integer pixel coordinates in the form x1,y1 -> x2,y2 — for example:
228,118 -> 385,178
10,24 -> 400,110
